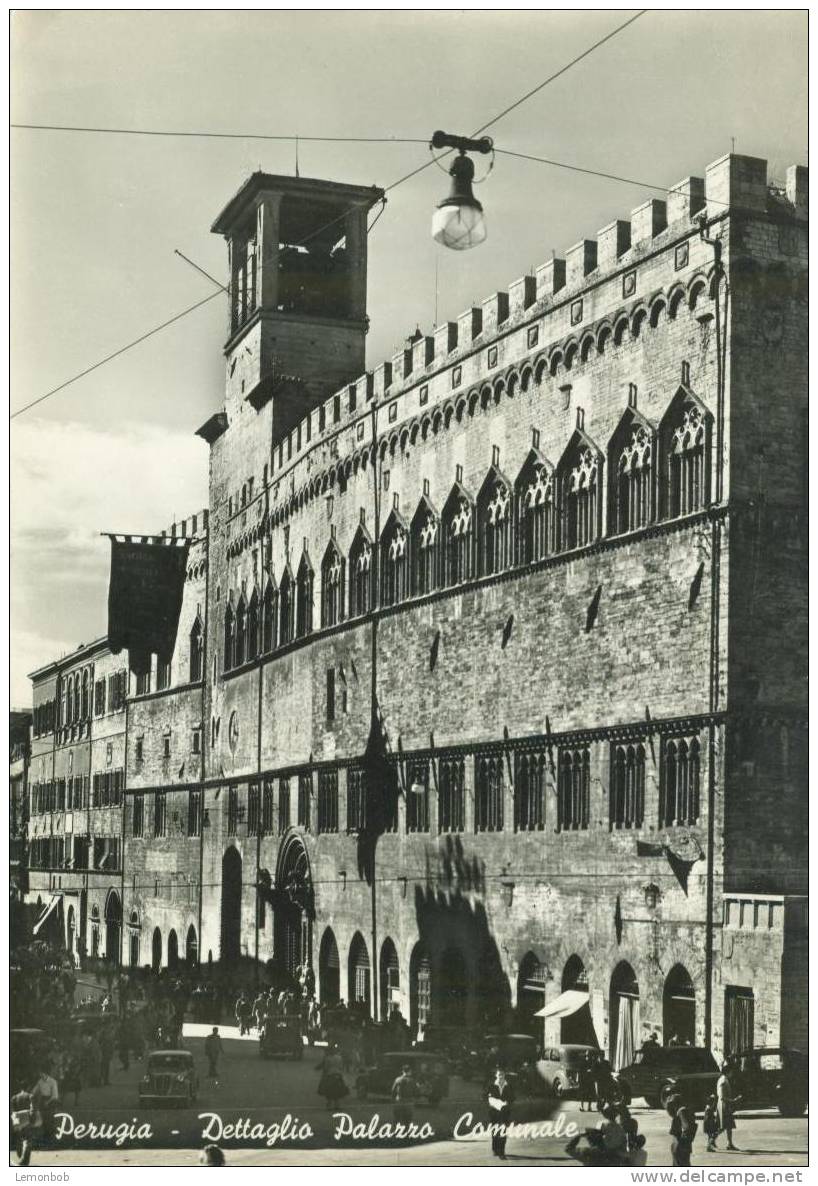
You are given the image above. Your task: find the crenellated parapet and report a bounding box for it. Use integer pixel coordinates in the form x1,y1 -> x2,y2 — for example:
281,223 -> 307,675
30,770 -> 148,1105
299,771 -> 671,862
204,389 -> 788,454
218,153 -> 805,536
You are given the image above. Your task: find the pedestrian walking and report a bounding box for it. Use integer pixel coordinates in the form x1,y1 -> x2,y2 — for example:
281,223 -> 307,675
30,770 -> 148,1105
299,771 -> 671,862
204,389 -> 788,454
317,1044 -> 349,1110
235,993 -> 251,1036
703,1094 -> 720,1151
578,1051 -> 597,1111
486,1065 -> 515,1160
667,1093 -> 697,1167
716,1063 -> 739,1150
390,1063 -> 418,1127
61,1054 -> 83,1107
30,1067 -> 59,1143
204,1027 -> 224,1084
593,1056 -> 618,1110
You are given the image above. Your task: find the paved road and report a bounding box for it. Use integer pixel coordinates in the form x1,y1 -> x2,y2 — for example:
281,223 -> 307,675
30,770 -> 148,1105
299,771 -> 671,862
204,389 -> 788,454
33,1024 -> 808,1168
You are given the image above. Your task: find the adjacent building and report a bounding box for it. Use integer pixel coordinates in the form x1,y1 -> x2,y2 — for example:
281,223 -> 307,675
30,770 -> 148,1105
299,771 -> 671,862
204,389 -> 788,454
25,153 -> 807,1064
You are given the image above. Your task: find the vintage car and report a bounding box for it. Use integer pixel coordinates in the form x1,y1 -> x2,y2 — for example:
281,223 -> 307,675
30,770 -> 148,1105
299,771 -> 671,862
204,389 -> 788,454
259,1019 -> 304,1060
535,1044 -> 600,1098
616,1046 -> 719,1108
463,1032 -> 542,1095
356,1050 -> 449,1105
139,1050 -> 198,1107
670,1047 -> 808,1117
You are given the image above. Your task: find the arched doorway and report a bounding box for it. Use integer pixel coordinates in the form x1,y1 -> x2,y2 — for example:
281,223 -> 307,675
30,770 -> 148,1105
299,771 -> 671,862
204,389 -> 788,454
318,928 -> 340,1005
517,952 -> 547,1036
66,905 -> 76,956
610,961 -> 640,1070
273,835 -> 313,982
129,912 -> 140,968
152,927 -> 162,971
105,891 -> 122,966
438,946 -> 469,1028
348,932 -> 371,1014
664,964 -> 696,1045
167,929 -> 179,970
186,925 -> 198,965
79,888 -> 87,957
379,938 -> 400,1020
410,943 -> 432,1039
560,955 -> 597,1046
91,906 -> 100,958
220,846 -> 242,963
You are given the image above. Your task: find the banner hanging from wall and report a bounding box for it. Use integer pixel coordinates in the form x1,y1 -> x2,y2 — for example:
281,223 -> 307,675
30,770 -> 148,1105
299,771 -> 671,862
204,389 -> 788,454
105,534 -> 190,671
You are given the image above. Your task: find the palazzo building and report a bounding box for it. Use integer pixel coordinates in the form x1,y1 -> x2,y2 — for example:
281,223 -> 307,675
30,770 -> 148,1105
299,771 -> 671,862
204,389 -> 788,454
26,153 -> 807,1063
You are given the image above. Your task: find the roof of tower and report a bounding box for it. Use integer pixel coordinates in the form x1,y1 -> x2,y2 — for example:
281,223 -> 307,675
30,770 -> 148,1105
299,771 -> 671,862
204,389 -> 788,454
211,171 -> 385,236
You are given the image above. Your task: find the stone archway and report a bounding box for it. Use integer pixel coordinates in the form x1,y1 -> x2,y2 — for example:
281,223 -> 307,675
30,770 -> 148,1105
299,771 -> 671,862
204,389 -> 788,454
348,932 -> 371,1013
186,924 -> 198,965
91,905 -> 101,958
664,964 -> 696,1046
318,927 -> 340,1005
151,927 -> 162,971
379,937 -> 400,1019
560,955 -> 597,1046
273,834 -> 313,983
610,961 -> 640,1070
409,943 -> 432,1039
220,846 -> 242,963
167,929 -> 179,970
128,912 -> 140,968
517,951 -> 547,1036
105,890 -> 122,966
66,905 -> 76,956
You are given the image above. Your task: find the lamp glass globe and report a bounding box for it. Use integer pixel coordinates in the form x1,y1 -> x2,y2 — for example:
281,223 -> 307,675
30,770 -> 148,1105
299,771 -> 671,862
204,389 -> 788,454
432,203 -> 487,251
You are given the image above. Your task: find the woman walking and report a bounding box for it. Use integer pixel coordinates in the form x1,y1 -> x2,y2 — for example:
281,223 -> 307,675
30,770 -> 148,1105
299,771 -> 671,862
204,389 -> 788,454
716,1063 -> 739,1151
317,1044 -> 349,1110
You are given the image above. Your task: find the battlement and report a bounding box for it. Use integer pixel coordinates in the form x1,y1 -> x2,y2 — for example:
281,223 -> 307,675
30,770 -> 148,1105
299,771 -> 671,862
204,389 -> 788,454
160,509 -> 209,540
244,153 -> 805,503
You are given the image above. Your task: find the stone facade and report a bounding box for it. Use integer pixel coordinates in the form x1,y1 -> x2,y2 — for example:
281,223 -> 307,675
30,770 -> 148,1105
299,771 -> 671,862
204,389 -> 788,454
25,152 -> 807,1064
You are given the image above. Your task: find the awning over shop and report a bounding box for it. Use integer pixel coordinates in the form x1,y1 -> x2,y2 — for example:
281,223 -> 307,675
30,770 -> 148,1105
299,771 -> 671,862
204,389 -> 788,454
534,989 -> 589,1020
32,893 -> 61,936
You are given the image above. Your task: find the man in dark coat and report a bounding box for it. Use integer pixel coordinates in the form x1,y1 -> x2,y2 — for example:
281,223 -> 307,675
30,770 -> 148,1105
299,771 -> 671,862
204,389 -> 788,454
486,1066 -> 515,1160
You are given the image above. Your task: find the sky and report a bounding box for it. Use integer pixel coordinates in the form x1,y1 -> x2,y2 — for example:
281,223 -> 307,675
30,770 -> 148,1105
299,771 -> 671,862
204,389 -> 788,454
10,9 -> 808,705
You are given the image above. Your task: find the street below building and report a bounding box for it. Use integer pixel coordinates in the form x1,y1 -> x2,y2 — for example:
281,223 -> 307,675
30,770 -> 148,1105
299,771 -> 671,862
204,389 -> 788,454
30,1024 -> 807,1168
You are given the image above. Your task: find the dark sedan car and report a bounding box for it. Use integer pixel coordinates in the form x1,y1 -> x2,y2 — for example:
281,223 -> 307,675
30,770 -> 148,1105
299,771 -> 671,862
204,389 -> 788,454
356,1050 -> 449,1105
616,1046 -> 719,1108
671,1047 -> 808,1116
139,1050 -> 198,1107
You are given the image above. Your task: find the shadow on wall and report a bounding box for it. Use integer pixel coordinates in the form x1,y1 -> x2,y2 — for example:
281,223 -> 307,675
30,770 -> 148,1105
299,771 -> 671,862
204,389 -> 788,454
415,835 -> 511,1031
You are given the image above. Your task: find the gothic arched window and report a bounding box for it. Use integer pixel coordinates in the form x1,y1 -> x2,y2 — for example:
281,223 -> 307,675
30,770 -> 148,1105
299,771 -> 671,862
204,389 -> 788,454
279,566 -> 294,645
296,552 -> 314,638
659,387 -> 712,519
610,742 -> 645,830
223,602 -> 235,671
608,408 -> 656,534
262,577 -> 277,653
477,468 -> 513,576
66,677 -> 74,724
349,525 -> 373,618
234,593 -> 247,667
380,510 -> 409,607
410,497 -> 440,597
321,540 -> 345,628
515,450 -> 555,565
442,482 -> 474,587
557,430 -> 603,551
81,670 -> 90,719
660,737 -> 701,826
557,746 -> 590,831
247,589 -> 259,661
189,615 -> 204,682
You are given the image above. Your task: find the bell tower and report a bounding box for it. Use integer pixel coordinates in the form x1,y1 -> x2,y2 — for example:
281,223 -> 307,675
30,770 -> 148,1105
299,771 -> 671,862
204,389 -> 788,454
212,173 -> 384,438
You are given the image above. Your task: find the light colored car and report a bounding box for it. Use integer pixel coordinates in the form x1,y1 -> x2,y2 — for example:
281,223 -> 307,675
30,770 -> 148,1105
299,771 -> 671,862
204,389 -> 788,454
139,1049 -> 198,1107
536,1044 -> 599,1098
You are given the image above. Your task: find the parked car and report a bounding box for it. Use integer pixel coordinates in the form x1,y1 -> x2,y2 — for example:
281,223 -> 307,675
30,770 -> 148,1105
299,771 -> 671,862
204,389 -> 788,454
356,1050 -> 449,1105
260,1019 -> 303,1060
139,1050 -> 198,1107
464,1032 -> 541,1095
616,1046 -> 719,1108
536,1044 -> 600,1099
10,1029 -> 57,1094
671,1047 -> 808,1117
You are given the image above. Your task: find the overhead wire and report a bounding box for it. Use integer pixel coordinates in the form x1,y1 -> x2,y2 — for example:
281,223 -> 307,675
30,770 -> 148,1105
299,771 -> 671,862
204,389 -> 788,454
10,11 -> 649,420
11,123 -> 429,144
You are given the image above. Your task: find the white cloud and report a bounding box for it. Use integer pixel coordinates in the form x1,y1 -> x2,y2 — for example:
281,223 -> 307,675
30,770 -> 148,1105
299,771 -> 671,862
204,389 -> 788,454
10,417 -> 208,703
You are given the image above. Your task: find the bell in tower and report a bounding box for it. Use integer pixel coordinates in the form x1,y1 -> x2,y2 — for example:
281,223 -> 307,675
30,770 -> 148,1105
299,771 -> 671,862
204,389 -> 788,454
212,173 -> 384,439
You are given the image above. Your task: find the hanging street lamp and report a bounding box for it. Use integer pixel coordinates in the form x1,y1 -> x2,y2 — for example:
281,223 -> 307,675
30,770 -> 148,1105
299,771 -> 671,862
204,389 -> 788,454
429,130 -> 494,251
